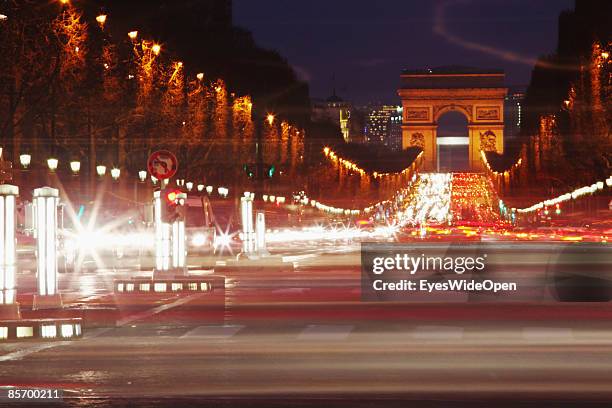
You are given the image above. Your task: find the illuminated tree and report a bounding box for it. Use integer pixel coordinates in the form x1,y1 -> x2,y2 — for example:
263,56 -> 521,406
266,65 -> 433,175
0,1 -> 58,161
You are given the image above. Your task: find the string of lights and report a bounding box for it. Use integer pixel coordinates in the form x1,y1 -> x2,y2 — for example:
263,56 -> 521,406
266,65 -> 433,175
480,150 -> 522,176
323,147 -> 423,179
516,175 -> 612,213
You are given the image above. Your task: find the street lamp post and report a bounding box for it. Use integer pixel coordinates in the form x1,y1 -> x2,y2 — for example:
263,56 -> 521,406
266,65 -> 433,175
251,100 -> 276,201
96,165 -> 106,178
47,158 -> 58,172
70,161 -> 80,175
19,154 -> 31,169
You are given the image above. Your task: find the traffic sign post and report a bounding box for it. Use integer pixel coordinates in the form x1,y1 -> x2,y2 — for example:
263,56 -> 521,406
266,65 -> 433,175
147,150 -> 178,181
148,150 -> 187,277
153,190 -> 187,276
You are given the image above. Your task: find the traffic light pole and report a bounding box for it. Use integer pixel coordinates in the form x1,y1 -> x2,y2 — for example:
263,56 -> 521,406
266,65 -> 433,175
153,190 -> 170,273
255,115 -> 265,201
153,189 -> 187,277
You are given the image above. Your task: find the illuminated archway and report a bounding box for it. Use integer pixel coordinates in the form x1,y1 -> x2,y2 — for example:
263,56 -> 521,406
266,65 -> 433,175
398,67 -> 507,171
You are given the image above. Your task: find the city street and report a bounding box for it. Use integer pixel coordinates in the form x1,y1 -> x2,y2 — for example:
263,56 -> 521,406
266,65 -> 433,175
0,1 -> 610,406
2,237 -> 612,406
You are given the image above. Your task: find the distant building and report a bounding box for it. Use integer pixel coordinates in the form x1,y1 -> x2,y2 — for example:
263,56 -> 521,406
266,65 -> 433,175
504,89 -> 525,140
365,105 -> 402,150
387,107 -> 403,151
311,90 -> 352,142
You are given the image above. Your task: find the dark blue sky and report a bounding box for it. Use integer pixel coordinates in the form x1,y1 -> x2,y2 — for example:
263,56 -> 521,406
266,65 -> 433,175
234,0 -> 574,104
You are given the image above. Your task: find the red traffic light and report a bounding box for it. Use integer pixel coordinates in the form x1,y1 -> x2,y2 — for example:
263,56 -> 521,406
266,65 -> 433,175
161,189 -> 184,224
166,190 -> 179,203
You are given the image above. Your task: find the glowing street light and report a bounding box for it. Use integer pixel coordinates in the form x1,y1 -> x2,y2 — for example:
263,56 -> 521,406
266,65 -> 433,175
138,170 -> 147,182
70,161 -> 81,174
110,168 -> 120,180
151,175 -> 158,184
266,113 -> 275,126
128,30 -> 138,40
196,73 -> 204,81
197,184 -> 204,192
19,154 -> 31,169
96,165 -> 106,177
152,43 -> 161,55
186,182 -> 193,191
602,51 -> 609,60
0,14 -> 7,21
47,158 -> 58,172
206,185 -> 213,194
96,14 -> 107,28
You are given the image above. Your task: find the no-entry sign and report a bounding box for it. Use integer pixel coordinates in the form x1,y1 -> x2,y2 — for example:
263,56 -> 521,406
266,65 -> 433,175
147,150 -> 178,180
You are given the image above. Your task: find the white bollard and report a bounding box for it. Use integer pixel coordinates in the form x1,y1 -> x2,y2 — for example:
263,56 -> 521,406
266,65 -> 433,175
32,187 -> 63,310
171,192 -> 187,272
153,190 -> 171,272
0,185 -> 20,319
256,211 -> 268,255
241,196 -> 255,254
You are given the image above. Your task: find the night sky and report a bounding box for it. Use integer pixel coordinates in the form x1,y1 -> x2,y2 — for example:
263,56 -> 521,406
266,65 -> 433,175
234,0 -> 574,104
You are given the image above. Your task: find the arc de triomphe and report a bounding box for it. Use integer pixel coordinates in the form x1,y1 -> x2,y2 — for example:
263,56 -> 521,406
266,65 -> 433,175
398,67 -> 507,171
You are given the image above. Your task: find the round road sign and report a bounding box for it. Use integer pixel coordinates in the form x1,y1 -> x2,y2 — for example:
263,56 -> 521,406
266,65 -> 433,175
147,150 -> 178,180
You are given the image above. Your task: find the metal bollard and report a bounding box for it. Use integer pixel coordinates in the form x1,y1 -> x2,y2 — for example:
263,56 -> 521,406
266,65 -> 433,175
256,210 -> 268,255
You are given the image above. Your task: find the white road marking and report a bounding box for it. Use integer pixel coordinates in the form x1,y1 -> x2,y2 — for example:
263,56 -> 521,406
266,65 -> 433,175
0,294 -> 206,362
0,342 -> 70,362
281,254 -> 318,263
180,325 -> 244,339
412,325 -> 464,340
116,294 -> 204,327
270,288 -> 309,294
298,324 -> 353,341
522,327 -> 574,341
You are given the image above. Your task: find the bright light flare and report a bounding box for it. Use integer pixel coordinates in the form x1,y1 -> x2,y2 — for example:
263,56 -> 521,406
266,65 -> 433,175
191,233 -> 207,247
96,14 -> 107,27
47,158 -> 59,171
214,232 -> 232,248
70,161 -> 80,174
264,224 -> 397,244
